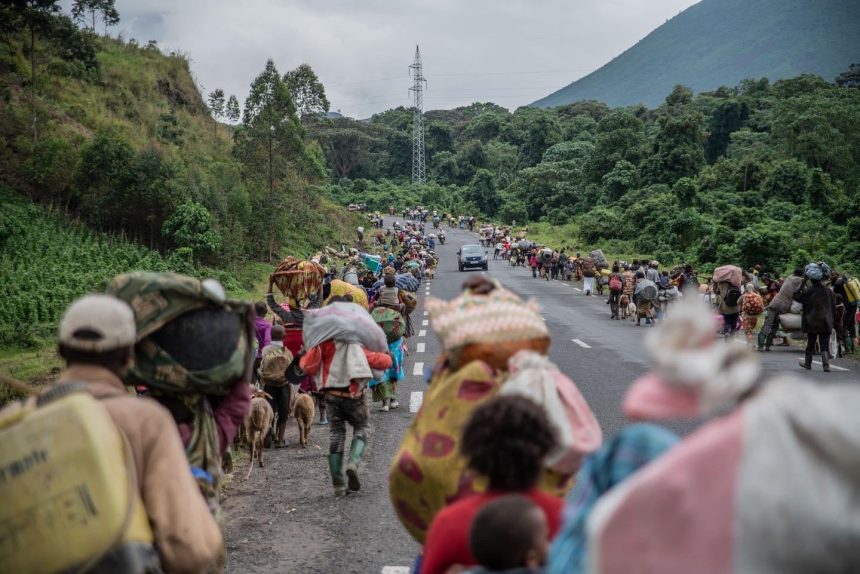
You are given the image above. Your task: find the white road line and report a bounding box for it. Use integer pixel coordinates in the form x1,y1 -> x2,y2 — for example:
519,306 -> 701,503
408,392 -> 424,414
573,287 -> 582,292
572,338 -> 592,349
422,319 -> 429,326
423,311 -> 428,316
416,343 -> 426,353
412,362 -> 424,376
812,360 -> 849,372
382,567 -> 410,574
561,282 -> 570,287
418,329 -> 427,337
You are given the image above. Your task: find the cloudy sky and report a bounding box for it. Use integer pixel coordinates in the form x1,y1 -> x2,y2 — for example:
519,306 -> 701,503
67,0 -> 700,118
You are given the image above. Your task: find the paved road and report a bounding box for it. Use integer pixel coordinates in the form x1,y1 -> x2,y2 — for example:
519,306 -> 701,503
224,218 -> 856,574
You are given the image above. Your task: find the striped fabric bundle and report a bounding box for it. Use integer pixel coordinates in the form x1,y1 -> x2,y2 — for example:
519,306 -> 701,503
426,286 -> 548,351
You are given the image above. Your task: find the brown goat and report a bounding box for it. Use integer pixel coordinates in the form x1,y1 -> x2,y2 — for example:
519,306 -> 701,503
293,392 -> 315,448
246,390 -> 274,474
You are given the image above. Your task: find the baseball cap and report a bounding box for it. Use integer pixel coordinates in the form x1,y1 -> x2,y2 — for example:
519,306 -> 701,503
59,294 -> 136,352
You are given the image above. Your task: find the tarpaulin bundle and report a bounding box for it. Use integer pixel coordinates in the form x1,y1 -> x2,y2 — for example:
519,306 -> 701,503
272,257 -> 326,302
303,302 -> 387,353
712,265 -> 743,288
360,253 -> 383,274
374,273 -> 420,293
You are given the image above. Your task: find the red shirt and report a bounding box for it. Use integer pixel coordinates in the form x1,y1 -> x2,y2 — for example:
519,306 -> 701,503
421,489 -> 563,574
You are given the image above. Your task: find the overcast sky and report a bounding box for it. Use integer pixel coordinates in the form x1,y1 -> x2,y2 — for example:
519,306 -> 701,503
66,0 -> 700,118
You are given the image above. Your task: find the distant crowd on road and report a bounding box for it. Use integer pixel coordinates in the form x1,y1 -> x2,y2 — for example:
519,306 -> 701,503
476,223 -> 859,371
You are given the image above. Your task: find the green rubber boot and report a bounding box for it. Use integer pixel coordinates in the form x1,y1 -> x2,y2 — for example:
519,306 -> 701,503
846,336 -> 855,354
756,332 -> 767,351
345,438 -> 367,493
764,333 -> 774,352
328,453 -> 347,497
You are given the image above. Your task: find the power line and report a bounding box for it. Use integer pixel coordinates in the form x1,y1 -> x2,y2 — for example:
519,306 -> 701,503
326,68 -> 588,87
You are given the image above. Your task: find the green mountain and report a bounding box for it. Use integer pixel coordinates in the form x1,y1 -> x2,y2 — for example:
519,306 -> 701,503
533,0 -> 860,108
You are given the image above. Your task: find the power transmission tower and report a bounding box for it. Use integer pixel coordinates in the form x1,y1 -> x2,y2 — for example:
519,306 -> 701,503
409,45 -> 427,185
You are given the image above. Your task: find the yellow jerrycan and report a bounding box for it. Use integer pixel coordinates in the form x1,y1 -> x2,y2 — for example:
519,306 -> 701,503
0,384 -> 158,573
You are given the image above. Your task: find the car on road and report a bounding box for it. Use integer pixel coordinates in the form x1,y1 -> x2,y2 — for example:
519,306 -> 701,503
458,244 -> 488,272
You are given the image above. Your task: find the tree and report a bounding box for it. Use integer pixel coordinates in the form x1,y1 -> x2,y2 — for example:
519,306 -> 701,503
162,201 -> 221,261
467,169 -> 501,216
283,63 -> 330,118
309,117 -> 384,178
835,64 -> 860,89
602,160 -> 638,201
207,88 -> 225,136
238,59 -> 304,197
71,0 -> 118,33
10,1 -> 61,149
236,60 -> 310,259
226,95 -> 240,123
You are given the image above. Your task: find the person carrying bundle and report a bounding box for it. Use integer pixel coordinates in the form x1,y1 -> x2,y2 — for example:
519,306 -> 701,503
106,272 -> 253,553
0,294 -> 223,573
299,299 -> 392,497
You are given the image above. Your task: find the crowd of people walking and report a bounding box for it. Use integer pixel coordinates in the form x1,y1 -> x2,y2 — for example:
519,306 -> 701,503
2,206 -> 858,573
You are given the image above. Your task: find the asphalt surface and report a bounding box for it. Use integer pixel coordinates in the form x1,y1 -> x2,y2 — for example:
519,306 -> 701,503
224,218 -> 857,574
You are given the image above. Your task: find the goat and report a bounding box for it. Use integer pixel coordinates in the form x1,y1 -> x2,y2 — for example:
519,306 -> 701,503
293,391 -> 315,448
246,390 -> 274,476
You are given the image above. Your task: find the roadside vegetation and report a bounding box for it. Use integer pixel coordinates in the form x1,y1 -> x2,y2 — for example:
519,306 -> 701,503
318,75 -> 860,277
0,3 -> 358,382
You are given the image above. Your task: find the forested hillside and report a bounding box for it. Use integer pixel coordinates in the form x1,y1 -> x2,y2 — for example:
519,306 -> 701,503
532,0 -> 860,108
0,3 -> 356,350
319,73 -> 860,275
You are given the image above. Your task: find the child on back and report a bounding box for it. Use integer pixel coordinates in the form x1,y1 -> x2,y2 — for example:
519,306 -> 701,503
461,495 -> 549,574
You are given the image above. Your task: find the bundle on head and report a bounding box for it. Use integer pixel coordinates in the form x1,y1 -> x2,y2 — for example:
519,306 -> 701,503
426,282 -> 550,371
105,272 -> 253,395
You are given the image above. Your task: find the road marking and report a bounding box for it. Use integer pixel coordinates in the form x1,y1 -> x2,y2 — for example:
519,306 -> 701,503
423,310 -> 428,316
418,329 -> 427,337
573,287 -> 582,292
561,282 -> 570,287
412,362 -> 424,376
481,271 -> 486,275
572,338 -> 592,349
422,319 -> 429,326
416,343 -> 425,353
812,360 -> 849,372
408,392 -> 424,414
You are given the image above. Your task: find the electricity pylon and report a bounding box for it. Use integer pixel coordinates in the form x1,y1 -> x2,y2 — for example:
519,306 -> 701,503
409,45 -> 427,185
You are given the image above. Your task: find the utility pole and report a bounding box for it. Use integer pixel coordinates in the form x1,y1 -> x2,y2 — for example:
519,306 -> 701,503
409,45 -> 427,186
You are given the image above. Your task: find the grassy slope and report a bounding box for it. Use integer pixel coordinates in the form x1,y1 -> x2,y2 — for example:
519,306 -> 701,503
0,36 -> 360,391
534,0 -> 860,108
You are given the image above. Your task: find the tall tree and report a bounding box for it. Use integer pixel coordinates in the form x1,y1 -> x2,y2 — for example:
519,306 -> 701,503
10,1 -> 61,154
283,63 -> 330,118
71,0 -> 117,32
236,60 -> 306,259
207,88 -> 225,136
226,95 -> 241,123
99,0 -> 119,35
